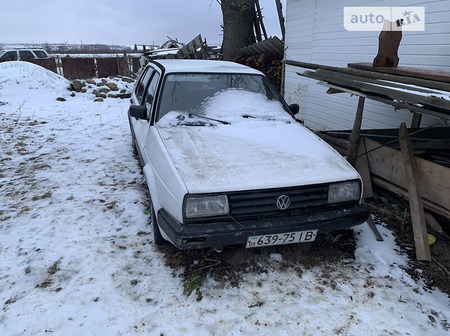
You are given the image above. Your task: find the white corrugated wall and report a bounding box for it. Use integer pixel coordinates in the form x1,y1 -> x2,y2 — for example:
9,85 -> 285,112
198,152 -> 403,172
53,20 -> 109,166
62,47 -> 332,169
283,0 -> 450,130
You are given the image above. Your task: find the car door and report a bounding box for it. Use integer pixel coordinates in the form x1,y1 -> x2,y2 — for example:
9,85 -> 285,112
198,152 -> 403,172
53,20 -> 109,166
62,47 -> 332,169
130,65 -> 161,160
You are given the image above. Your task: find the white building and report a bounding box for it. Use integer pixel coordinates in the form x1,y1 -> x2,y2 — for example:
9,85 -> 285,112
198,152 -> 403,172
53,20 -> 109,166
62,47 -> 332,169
283,0 -> 450,130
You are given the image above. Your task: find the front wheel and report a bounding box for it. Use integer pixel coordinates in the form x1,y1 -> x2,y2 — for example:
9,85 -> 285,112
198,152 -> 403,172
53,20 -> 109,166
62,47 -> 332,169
151,205 -> 166,246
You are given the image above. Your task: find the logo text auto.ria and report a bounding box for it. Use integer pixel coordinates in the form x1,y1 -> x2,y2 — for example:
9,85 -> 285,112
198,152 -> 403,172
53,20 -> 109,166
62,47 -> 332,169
344,7 -> 425,31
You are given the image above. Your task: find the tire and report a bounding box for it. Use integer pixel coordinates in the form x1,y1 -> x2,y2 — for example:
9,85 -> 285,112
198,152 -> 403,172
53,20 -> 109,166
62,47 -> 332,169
151,205 -> 166,246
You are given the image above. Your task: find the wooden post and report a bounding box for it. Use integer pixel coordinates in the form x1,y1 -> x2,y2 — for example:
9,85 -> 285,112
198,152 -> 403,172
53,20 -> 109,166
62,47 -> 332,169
399,123 -> 431,262
354,138 -> 373,198
411,112 -> 422,128
346,96 -> 366,166
275,0 -> 285,41
346,97 -> 383,241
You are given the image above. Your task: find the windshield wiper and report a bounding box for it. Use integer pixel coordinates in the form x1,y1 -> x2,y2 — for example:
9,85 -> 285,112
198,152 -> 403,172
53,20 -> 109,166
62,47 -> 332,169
242,114 -> 291,123
175,112 -> 230,126
188,112 -> 230,125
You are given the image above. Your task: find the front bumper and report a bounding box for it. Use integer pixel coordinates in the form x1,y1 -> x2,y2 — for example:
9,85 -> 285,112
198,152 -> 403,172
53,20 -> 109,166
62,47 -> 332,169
157,204 -> 370,250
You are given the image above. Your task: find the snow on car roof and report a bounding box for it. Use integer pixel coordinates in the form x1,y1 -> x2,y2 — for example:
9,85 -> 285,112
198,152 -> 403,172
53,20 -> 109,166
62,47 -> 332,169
152,59 -> 263,75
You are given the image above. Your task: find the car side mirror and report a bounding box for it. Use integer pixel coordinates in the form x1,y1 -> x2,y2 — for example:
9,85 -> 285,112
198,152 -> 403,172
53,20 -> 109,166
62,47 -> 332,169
289,103 -> 300,115
129,105 -> 147,120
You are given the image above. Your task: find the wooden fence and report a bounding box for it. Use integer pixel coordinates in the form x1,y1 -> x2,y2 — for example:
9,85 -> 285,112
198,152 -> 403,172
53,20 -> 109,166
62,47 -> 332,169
0,55 -> 140,79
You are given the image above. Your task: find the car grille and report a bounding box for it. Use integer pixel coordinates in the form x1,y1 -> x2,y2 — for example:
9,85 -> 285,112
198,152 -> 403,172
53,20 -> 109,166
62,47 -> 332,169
228,184 -> 329,217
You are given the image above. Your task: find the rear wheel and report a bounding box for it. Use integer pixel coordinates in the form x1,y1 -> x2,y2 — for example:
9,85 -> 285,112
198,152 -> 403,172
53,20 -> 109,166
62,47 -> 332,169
151,205 -> 166,246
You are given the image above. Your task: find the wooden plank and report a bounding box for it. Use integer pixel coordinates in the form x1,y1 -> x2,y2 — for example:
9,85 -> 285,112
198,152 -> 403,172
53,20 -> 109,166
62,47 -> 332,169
302,69 -> 450,115
366,210 -> 384,241
348,62 -> 450,84
372,176 -> 450,219
364,137 -> 450,213
319,82 -> 450,120
275,0 -> 285,41
285,59 -> 450,91
411,112 -> 422,128
399,123 -> 431,261
354,138 -> 373,199
346,96 -> 365,166
326,128 -> 450,151
178,35 -> 204,59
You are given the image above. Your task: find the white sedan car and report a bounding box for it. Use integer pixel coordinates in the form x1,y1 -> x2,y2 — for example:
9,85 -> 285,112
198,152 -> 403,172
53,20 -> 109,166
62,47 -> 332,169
128,59 -> 369,250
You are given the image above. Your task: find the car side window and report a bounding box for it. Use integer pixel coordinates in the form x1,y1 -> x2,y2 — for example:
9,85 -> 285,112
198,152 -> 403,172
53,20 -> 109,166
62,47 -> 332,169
19,50 -> 35,60
33,50 -> 48,58
136,68 -> 154,104
1,51 -> 18,60
145,73 -> 160,119
134,67 -> 147,98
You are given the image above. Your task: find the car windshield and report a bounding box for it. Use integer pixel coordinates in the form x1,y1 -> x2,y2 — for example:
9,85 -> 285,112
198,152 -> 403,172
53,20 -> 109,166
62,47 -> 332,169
156,73 -> 292,126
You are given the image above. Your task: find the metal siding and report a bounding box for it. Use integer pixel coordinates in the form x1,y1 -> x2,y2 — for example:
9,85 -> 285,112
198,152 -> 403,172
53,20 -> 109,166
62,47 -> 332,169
284,0 -> 450,130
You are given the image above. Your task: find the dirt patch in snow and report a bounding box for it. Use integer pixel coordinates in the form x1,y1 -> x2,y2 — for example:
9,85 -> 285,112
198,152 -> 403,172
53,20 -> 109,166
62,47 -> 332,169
160,229 -> 357,300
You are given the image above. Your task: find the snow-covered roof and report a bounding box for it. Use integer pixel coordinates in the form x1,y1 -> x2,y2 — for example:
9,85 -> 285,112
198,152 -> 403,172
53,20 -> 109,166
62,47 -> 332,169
152,59 -> 263,75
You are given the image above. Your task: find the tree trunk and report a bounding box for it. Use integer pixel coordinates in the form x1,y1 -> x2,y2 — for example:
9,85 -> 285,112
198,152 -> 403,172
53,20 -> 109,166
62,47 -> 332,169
221,0 -> 256,60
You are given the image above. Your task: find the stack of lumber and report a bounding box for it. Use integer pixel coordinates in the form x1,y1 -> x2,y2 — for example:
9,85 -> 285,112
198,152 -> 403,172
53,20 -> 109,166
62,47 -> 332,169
284,60 -> 450,120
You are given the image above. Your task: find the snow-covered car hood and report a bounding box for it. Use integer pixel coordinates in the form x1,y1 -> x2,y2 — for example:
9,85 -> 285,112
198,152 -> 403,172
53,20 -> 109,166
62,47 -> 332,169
157,121 -> 360,194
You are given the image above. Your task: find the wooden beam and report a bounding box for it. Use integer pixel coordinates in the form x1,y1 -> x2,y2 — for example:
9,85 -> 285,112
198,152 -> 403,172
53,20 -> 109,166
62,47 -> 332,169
364,138 -> 450,212
371,176 -> 450,219
349,62 -> 450,84
346,96 -> 365,166
354,138 -> 373,198
411,112 -> 422,128
274,0 -> 285,41
366,211 -> 384,241
284,59 -> 450,91
318,82 -> 450,120
301,69 -> 450,117
399,123 -> 431,262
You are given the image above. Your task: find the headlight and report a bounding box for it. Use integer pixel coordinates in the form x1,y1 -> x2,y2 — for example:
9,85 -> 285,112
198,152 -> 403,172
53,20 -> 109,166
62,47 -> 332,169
185,195 -> 229,219
328,181 -> 361,204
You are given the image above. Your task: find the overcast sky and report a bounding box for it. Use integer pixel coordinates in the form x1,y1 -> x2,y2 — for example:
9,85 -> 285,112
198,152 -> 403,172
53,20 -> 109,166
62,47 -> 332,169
1,0 -> 285,47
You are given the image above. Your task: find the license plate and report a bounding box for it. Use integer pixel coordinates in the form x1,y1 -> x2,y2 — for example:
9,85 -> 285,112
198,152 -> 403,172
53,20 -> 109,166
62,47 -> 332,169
246,229 -> 318,248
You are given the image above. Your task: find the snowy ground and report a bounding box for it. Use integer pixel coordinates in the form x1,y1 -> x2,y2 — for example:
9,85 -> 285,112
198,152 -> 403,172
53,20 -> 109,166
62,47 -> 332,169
1,61 -> 449,335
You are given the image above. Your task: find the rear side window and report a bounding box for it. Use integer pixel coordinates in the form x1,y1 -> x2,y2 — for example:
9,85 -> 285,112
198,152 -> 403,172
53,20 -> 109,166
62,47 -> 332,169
19,50 -> 35,60
1,51 -> 18,60
145,73 -> 160,119
136,68 -> 154,104
33,50 -> 48,58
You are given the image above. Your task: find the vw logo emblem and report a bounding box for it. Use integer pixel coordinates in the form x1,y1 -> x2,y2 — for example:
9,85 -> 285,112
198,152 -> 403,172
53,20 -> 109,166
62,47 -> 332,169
276,195 -> 291,210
